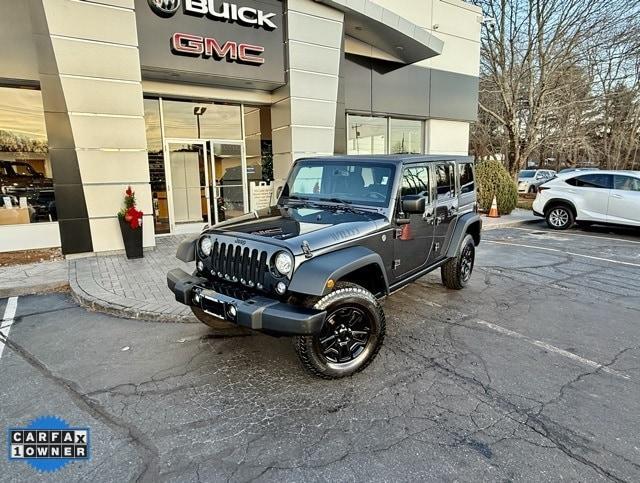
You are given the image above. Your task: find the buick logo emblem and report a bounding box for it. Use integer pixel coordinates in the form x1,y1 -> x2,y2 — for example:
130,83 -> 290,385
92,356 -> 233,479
148,0 -> 181,17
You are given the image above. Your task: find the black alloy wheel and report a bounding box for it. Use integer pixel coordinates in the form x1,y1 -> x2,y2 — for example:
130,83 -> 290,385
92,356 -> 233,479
441,234 -> 475,290
459,242 -> 474,283
295,282 -> 385,379
317,306 -> 372,364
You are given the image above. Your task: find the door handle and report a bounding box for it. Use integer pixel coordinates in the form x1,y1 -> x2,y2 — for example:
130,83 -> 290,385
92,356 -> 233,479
611,194 -> 623,199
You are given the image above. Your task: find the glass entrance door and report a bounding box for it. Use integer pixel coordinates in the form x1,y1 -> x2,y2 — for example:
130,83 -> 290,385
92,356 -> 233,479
165,141 -> 210,234
208,141 -> 248,224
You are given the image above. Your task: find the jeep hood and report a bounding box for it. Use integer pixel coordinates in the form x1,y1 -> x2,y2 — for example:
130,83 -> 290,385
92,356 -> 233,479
206,205 -> 387,254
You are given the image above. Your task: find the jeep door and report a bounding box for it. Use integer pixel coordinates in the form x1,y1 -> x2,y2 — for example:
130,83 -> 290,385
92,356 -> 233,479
392,163 -> 435,281
608,175 -> 640,226
428,162 -> 458,263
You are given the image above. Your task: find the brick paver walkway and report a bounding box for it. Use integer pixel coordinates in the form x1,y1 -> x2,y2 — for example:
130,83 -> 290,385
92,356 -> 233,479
70,235 -> 197,322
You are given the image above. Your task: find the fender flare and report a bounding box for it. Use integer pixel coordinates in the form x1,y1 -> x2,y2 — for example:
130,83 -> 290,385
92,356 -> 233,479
445,212 -> 482,258
288,246 -> 389,297
176,234 -> 199,262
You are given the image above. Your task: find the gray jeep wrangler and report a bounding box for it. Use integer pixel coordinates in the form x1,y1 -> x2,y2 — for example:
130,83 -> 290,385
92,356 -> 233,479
168,155 -> 481,379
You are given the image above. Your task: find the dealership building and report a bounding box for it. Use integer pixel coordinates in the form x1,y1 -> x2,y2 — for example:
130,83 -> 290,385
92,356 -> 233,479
0,0 -> 481,255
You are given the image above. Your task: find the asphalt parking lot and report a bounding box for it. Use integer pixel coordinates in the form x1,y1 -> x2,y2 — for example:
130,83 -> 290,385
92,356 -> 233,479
1,222 -> 639,482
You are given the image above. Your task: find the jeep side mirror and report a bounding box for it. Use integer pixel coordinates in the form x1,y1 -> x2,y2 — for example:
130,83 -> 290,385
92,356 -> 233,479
402,195 -> 426,214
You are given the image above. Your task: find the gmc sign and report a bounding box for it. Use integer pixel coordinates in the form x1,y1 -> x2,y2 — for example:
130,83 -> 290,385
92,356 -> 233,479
172,33 -> 265,64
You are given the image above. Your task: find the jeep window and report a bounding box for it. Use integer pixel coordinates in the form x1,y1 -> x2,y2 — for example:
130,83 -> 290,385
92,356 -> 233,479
435,163 -> 455,199
614,175 -> 640,192
401,164 -> 429,198
566,173 -> 613,189
284,161 -> 396,207
519,170 -> 536,178
460,163 -> 475,194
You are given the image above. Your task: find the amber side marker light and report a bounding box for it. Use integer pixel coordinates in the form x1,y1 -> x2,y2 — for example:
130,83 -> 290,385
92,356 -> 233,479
326,279 -> 335,289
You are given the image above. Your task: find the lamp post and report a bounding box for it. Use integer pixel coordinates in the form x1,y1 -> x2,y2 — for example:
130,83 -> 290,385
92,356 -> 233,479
193,106 -> 207,138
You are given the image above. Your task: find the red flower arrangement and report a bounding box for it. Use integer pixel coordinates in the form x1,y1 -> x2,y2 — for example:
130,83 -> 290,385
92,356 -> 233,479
118,186 -> 143,229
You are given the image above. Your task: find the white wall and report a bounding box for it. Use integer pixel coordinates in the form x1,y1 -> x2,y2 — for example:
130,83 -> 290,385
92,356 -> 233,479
0,223 -> 61,252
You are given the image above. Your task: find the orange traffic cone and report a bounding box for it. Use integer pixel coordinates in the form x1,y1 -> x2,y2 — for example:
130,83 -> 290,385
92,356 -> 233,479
488,196 -> 500,218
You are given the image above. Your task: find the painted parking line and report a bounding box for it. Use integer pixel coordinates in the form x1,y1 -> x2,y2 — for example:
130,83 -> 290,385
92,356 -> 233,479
0,297 -> 18,360
509,226 -> 640,245
396,292 -> 631,380
473,319 -> 630,380
484,240 -> 640,268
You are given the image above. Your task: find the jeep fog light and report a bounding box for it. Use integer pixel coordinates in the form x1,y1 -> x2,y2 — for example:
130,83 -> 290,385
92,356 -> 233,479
226,304 -> 237,319
274,251 -> 293,275
275,281 -> 287,295
199,237 -> 212,256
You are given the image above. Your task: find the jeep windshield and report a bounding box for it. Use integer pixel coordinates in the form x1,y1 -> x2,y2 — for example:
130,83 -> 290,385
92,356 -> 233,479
281,161 -> 396,208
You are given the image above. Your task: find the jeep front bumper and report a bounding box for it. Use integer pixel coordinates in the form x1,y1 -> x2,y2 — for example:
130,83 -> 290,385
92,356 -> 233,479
167,268 -> 326,336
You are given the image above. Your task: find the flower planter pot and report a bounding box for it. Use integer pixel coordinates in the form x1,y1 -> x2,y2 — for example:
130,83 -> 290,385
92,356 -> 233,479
119,218 -> 143,259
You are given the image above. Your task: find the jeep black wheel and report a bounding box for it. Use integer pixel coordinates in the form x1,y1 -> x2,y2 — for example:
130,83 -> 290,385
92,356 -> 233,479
546,204 -> 574,230
294,282 -> 385,379
441,234 -> 475,290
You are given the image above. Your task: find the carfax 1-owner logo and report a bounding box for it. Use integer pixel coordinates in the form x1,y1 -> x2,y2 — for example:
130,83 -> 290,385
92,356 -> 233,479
7,416 -> 90,473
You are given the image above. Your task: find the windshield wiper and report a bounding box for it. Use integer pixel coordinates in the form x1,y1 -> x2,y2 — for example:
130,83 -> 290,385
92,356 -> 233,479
317,198 -> 376,213
318,197 -> 353,204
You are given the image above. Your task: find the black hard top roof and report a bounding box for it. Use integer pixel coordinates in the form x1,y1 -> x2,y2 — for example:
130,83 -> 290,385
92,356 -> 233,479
296,155 -> 474,165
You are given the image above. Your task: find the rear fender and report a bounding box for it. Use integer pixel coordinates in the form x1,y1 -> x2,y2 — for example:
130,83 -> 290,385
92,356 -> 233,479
446,213 -> 482,258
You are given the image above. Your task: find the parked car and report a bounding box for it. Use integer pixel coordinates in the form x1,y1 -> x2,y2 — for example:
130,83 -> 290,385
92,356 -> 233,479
0,160 -> 56,221
518,169 -> 556,193
168,155 -> 482,378
532,171 -> 640,229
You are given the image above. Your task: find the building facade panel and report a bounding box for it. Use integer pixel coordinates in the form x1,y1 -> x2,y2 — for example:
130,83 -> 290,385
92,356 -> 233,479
0,0 -> 480,255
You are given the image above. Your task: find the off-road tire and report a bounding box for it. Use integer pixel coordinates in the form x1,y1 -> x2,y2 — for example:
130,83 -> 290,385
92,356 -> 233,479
545,204 -> 574,230
528,185 -> 537,194
441,234 -> 475,290
294,282 -> 385,379
191,307 -> 251,336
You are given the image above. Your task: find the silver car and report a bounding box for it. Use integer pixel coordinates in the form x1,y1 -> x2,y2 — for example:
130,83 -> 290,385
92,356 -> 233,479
518,169 -> 556,193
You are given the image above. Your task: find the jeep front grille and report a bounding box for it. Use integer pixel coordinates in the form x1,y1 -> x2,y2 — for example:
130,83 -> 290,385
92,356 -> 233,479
210,241 -> 268,288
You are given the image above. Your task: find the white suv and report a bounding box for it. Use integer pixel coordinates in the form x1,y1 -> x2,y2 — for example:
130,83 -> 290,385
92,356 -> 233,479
532,171 -> 640,229
518,169 -> 556,193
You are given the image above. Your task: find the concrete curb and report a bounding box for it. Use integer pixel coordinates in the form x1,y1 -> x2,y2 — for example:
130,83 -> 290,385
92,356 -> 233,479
482,218 -> 540,231
0,282 -> 70,299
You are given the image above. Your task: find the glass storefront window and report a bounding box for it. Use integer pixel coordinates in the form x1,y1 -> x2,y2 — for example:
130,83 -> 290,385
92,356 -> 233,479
390,119 -> 423,154
143,97 -> 274,233
347,115 -> 387,155
162,100 -> 241,140
0,86 -> 56,225
347,115 -> 425,155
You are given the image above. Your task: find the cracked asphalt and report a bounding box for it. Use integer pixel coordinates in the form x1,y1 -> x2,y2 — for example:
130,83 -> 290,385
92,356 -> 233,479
1,223 -> 640,482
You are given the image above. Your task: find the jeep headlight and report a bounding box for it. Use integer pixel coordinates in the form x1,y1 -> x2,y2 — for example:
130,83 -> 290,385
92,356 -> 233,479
199,237 -> 212,257
274,251 -> 293,275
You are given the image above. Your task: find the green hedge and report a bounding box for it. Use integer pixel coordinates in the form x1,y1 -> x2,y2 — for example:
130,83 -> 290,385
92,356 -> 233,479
475,159 -> 518,214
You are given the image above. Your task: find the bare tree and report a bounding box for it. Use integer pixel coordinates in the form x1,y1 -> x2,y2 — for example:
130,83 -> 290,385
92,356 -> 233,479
472,0 -> 639,176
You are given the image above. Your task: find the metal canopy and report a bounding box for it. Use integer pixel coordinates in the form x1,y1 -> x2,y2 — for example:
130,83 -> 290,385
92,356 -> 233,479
313,0 -> 444,64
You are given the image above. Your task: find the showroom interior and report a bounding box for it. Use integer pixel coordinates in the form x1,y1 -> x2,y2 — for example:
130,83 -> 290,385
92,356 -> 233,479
0,0 -> 481,255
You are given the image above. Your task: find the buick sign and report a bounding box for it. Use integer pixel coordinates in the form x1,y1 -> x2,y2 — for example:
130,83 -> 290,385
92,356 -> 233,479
147,0 -> 181,17
148,0 -> 278,30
